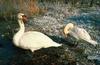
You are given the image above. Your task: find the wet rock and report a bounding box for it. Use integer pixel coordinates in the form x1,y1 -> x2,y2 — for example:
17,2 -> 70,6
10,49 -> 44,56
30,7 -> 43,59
10,41 -> 96,65
30,47 -> 76,65
8,44 -> 96,65
9,46 -> 76,65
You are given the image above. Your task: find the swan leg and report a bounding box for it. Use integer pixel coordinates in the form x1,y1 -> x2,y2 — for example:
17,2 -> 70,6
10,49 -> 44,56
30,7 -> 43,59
31,47 -> 41,52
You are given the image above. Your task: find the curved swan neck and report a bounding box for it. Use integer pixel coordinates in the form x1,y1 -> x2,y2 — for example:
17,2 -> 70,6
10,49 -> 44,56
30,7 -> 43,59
18,19 -> 25,34
17,19 -> 25,37
18,19 -> 25,30
13,19 -> 25,46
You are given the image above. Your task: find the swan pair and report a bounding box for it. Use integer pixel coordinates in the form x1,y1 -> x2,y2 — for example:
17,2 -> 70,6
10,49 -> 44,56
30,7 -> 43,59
13,13 -> 62,52
13,13 -> 98,52
64,23 -> 98,46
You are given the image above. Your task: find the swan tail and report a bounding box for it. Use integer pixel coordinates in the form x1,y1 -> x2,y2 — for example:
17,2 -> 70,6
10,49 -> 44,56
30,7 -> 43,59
52,42 -> 62,47
88,40 -> 98,46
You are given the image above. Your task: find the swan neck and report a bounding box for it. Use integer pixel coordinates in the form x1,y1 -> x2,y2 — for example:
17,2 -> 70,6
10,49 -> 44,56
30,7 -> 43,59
13,19 -> 25,46
17,19 -> 25,37
18,19 -> 25,30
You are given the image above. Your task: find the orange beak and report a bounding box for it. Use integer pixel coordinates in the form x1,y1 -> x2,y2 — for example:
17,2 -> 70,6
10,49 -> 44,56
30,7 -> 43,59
22,15 -> 28,23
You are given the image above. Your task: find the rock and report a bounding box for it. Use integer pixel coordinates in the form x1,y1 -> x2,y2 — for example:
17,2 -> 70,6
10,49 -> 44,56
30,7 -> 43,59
9,46 -> 76,65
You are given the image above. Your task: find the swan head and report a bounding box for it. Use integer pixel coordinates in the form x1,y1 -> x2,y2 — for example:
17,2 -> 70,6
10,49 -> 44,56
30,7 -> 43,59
18,13 -> 28,23
64,23 -> 74,35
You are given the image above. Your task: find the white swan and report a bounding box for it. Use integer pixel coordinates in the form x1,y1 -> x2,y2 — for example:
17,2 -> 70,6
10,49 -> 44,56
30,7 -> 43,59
64,23 -> 98,46
13,13 -> 62,52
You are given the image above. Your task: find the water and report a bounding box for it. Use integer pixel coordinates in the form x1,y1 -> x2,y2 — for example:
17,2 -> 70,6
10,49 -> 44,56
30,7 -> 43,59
0,36 -> 15,65
0,9 -> 100,65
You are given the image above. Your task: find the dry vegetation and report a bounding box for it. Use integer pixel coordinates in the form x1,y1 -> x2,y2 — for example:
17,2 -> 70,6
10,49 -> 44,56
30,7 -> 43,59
0,0 -> 40,18
0,0 -> 99,18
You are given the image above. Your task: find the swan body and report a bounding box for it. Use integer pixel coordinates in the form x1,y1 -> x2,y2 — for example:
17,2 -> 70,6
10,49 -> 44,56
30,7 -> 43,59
13,13 -> 61,52
64,23 -> 98,46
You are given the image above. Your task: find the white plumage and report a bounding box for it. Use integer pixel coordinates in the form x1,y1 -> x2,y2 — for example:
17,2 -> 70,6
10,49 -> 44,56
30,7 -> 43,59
13,13 -> 61,52
64,23 -> 98,46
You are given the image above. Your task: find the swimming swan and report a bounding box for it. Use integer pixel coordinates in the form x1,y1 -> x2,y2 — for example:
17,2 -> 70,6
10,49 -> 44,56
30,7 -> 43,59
13,13 -> 62,52
64,23 -> 98,46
